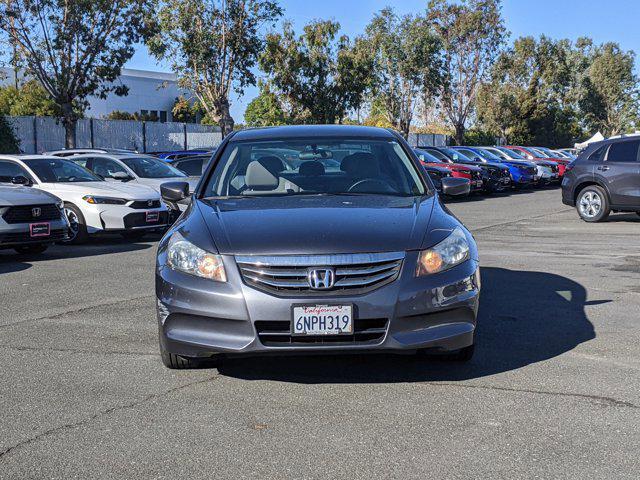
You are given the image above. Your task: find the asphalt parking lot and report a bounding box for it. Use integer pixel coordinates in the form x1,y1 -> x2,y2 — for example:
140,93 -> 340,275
1,187 -> 639,479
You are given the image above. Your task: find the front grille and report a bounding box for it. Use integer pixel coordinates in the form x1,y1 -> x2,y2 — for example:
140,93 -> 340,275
236,252 -> 404,296
526,166 -> 536,175
123,211 -> 169,228
550,164 -> 559,173
2,204 -> 62,224
255,318 -> 389,346
129,200 -> 161,209
0,228 -> 67,245
471,171 -> 482,180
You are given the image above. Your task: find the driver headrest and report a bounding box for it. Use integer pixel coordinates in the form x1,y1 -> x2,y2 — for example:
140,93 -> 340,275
340,152 -> 380,177
245,160 -> 279,190
299,161 -> 325,176
256,155 -> 285,176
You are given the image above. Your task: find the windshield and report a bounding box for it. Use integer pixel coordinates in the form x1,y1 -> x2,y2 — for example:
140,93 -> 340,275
422,148 -> 450,162
23,158 -> 102,183
474,148 -> 501,161
204,138 -> 426,197
522,147 -> 547,158
121,157 -> 187,178
441,148 -> 472,162
414,148 -> 442,163
496,147 -> 526,160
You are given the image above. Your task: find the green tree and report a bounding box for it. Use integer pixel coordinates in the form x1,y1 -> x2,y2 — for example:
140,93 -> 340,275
0,80 -> 60,117
105,110 -> 136,120
0,0 -> 155,148
364,8 -> 442,138
244,83 -> 287,127
172,96 -> 197,123
0,116 -> 20,153
428,0 -> 507,145
260,20 -> 373,124
148,0 -> 282,137
477,36 -> 584,146
579,43 -> 639,136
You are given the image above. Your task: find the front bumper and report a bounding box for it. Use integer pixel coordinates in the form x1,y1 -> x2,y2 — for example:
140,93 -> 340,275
81,204 -> 170,233
0,218 -> 69,248
156,252 -> 480,358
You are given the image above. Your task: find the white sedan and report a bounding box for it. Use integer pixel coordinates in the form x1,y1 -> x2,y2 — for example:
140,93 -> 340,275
0,155 -> 169,243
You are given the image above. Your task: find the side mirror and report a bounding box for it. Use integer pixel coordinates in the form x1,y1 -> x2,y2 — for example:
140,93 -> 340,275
111,171 -> 131,181
441,177 -> 470,196
161,181 -> 189,202
11,175 -> 31,186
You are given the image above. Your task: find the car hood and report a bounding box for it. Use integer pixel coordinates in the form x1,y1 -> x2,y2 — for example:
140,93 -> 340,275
39,181 -> 160,200
502,160 -> 535,167
197,195 -> 435,255
134,177 -> 199,193
0,184 -> 61,206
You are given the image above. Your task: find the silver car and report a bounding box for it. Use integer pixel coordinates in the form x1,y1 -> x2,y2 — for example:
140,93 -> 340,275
67,153 -> 200,195
155,125 -> 479,369
0,181 -> 68,254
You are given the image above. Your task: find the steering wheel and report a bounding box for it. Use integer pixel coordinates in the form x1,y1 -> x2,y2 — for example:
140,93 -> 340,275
347,178 -> 395,193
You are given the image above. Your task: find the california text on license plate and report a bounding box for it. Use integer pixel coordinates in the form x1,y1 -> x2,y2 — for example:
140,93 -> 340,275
292,305 -> 353,335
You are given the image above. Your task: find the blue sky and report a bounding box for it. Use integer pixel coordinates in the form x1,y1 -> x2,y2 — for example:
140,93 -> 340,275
125,0 -> 640,122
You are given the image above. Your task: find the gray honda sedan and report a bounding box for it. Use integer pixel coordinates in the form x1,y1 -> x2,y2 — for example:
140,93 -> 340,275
155,125 -> 479,368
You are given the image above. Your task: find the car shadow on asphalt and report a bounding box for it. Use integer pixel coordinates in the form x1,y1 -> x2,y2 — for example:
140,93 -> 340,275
217,267 -> 598,383
0,234 -> 159,273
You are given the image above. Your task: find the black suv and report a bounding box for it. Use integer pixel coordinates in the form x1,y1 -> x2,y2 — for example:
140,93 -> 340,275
562,137 -> 640,222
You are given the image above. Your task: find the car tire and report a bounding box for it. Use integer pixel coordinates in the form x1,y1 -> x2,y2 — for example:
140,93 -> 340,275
160,349 -> 202,369
121,231 -> 147,241
447,344 -> 475,362
14,244 -> 49,255
63,203 -> 89,244
576,185 -> 610,222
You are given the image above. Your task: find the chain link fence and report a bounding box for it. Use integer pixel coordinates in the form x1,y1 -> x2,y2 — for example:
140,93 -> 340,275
3,116 -> 222,154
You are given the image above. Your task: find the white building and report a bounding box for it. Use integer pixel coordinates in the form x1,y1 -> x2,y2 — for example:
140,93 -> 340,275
0,67 -> 192,123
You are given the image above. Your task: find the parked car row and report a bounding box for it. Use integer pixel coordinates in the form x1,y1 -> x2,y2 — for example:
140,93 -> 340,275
414,145 -> 573,196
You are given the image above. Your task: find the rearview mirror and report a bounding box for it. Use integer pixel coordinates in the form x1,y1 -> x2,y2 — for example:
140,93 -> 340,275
11,175 -> 31,186
441,177 -> 470,196
161,182 -> 189,202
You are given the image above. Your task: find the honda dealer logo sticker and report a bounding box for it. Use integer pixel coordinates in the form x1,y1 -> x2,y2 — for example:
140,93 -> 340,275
307,268 -> 335,290
32,207 -> 41,218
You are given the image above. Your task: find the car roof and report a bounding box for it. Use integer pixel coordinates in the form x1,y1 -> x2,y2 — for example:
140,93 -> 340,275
0,154 -> 61,161
230,125 -> 397,142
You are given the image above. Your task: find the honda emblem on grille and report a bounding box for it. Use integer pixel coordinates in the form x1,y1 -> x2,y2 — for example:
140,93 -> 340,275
308,268 -> 335,290
32,207 -> 41,218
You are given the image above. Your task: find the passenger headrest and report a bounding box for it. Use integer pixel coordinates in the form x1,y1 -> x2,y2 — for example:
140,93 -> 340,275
245,160 -> 279,190
340,152 -> 380,177
299,161 -> 325,176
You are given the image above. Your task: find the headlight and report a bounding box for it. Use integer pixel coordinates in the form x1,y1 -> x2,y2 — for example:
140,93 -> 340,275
82,195 -> 128,205
167,231 -> 226,282
416,227 -> 470,276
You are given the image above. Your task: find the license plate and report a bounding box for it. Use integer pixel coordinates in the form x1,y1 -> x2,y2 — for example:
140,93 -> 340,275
30,222 -> 50,237
474,180 -> 483,187
292,305 -> 353,335
501,177 -> 510,184
145,211 -> 159,223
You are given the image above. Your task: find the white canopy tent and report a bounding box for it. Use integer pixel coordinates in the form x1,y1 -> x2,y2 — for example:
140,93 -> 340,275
575,132 -> 604,151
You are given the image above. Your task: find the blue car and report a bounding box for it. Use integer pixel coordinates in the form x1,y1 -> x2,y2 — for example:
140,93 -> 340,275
451,146 -> 538,187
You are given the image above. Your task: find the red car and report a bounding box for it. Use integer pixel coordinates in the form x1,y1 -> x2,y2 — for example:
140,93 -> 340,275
414,148 -> 484,191
503,146 -> 569,177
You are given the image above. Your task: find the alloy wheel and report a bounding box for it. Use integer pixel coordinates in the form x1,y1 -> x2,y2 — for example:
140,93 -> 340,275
578,191 -> 602,218
64,207 -> 80,241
